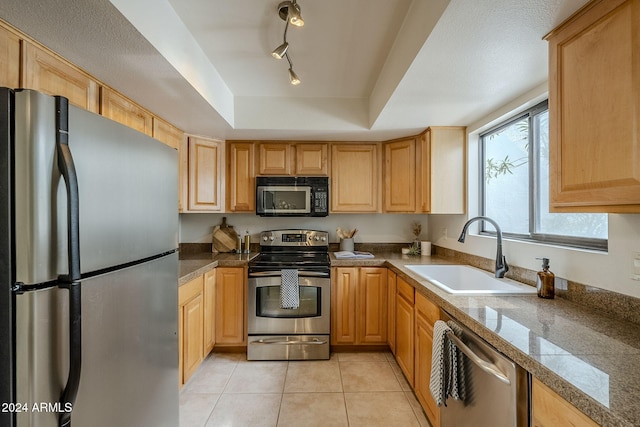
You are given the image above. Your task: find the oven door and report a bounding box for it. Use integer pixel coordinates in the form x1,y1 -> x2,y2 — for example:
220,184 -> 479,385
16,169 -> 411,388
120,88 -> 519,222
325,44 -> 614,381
256,185 -> 311,216
247,274 -> 330,335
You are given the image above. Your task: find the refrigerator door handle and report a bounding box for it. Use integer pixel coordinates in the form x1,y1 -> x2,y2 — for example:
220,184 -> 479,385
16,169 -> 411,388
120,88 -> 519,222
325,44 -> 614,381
55,96 -> 82,427
55,96 -> 81,282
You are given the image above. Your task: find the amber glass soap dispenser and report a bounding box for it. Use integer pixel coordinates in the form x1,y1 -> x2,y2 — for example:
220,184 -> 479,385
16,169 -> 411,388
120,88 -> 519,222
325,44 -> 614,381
536,257 -> 555,299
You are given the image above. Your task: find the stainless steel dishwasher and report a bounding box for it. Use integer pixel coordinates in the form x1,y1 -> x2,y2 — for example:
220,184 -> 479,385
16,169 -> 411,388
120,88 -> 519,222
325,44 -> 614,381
439,316 -> 529,427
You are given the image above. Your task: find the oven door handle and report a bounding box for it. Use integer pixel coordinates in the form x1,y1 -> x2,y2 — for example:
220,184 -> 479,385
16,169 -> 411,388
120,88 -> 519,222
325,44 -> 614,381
249,270 -> 329,278
251,337 -> 328,345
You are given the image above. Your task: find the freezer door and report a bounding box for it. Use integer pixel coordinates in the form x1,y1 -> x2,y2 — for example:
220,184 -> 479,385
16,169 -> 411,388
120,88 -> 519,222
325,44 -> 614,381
13,89 -> 178,286
16,252 -> 178,427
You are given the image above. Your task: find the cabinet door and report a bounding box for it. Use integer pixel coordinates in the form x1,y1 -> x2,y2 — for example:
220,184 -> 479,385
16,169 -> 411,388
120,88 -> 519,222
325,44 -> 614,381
188,136 -> 224,211
395,277 -> 414,386
152,116 -> 183,149
179,276 -> 204,385
296,143 -> 328,175
422,127 -> 466,214
258,143 -> 292,175
331,144 -> 380,212
331,267 -> 358,345
0,24 -> 20,88
100,87 -> 153,136
415,293 -> 440,427
203,269 -> 216,357
215,267 -> 245,345
357,267 -> 387,344
531,377 -> 598,427
384,138 -> 416,212
183,293 -> 204,382
546,0 -> 640,212
387,270 -> 397,354
227,142 -> 256,212
22,41 -> 99,113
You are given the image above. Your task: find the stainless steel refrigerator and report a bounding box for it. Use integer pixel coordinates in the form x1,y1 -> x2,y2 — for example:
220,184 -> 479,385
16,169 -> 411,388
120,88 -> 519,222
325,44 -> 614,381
0,88 -> 179,427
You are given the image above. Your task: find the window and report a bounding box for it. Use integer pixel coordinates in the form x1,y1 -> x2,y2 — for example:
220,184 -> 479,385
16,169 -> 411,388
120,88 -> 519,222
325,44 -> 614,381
481,100 -> 607,250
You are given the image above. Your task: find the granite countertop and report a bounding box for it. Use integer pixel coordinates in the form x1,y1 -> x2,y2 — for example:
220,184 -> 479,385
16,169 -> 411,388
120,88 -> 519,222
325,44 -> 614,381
179,249 -> 638,425
178,251 -> 258,285
333,252 -> 638,427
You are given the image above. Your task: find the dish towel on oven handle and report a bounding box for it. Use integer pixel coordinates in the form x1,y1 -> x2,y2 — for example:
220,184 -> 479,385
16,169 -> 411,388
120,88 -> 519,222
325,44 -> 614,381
280,269 -> 300,309
429,320 -> 466,406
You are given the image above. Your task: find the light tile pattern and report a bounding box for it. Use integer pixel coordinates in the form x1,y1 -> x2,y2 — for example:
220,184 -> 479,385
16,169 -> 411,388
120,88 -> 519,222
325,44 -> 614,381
180,352 -> 431,427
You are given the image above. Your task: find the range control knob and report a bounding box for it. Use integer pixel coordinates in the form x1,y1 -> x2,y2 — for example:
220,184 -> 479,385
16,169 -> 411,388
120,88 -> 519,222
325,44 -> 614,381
262,235 -> 269,242
320,236 -> 326,242
269,235 -> 275,241
314,236 -> 320,241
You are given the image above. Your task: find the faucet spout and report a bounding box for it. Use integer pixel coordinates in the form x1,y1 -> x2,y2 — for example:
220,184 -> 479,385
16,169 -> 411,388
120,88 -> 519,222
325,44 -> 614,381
457,216 -> 509,278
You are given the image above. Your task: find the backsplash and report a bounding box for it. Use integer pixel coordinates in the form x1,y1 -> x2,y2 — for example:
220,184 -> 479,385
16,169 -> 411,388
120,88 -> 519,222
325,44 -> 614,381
434,245 -> 640,326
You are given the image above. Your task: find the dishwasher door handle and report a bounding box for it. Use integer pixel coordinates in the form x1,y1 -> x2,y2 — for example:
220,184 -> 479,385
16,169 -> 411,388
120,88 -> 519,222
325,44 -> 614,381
446,331 -> 511,385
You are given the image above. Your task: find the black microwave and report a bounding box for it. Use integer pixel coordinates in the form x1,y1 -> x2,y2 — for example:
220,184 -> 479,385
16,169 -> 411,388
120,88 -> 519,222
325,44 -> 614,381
256,176 -> 329,217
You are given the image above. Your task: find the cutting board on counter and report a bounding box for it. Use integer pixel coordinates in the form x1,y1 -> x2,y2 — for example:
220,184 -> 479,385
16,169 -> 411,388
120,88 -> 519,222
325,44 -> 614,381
212,217 -> 237,253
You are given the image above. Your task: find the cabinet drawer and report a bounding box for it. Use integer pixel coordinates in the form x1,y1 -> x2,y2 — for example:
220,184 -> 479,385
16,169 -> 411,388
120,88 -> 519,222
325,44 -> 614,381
397,277 -> 414,303
179,275 -> 204,305
415,292 -> 440,326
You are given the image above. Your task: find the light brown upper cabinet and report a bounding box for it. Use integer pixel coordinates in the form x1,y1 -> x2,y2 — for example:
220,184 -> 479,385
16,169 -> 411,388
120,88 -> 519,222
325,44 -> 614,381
0,23 -> 20,88
187,136 -> 224,212
100,87 -> 153,136
418,127 -> 466,214
296,143 -> 329,175
258,142 -> 293,175
331,143 -> 381,213
152,116 -> 183,150
22,41 -> 99,113
257,142 -> 329,176
226,141 -> 256,212
384,137 -> 417,212
545,0 -> 640,212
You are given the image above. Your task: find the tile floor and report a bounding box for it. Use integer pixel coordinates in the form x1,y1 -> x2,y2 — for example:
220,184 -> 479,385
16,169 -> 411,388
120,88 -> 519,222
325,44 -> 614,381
179,351 -> 431,427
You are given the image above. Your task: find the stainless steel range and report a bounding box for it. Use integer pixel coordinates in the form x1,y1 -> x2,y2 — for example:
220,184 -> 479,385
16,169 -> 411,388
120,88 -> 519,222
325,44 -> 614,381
247,229 -> 330,360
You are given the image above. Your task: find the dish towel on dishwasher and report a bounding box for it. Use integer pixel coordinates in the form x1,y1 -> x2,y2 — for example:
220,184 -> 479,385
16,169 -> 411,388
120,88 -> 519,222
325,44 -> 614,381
280,269 -> 300,309
429,320 -> 466,406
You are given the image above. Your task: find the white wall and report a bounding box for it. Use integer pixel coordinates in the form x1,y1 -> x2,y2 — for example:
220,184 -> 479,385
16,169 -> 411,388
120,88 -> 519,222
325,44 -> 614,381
428,83 -> 640,299
180,213 -> 430,245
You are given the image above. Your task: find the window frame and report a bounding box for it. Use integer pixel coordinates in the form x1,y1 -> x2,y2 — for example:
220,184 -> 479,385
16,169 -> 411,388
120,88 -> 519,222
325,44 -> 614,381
479,100 -> 608,251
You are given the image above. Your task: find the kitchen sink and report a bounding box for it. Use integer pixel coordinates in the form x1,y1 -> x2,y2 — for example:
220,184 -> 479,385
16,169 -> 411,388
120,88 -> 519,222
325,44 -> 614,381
404,264 -> 537,295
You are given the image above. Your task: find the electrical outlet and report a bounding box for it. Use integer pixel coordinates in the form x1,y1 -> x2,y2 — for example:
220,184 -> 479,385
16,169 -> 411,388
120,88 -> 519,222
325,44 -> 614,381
441,227 -> 447,241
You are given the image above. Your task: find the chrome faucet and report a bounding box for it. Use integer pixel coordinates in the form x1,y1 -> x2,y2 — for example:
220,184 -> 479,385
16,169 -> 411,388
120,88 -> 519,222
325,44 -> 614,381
458,216 -> 509,278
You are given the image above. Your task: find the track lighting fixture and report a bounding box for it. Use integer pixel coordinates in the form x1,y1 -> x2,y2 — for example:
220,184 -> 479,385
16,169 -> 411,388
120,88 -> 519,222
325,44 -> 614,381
272,1 -> 304,85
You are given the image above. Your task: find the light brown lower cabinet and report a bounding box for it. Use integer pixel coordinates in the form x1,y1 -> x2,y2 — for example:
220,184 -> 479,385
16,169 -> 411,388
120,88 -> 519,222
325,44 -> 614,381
395,276 -> 415,386
215,267 -> 246,345
331,267 -> 387,346
414,292 -> 441,427
178,275 -> 204,386
203,269 -> 216,357
387,269 -> 396,355
532,377 -> 599,427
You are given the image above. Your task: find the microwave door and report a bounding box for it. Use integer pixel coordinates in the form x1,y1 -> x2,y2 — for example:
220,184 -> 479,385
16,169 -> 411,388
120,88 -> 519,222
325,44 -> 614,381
258,186 -> 310,215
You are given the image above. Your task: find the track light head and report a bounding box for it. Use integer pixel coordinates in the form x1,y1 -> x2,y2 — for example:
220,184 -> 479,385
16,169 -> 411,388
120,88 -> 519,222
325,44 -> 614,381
288,67 -> 301,85
278,1 -> 304,27
272,42 -> 289,59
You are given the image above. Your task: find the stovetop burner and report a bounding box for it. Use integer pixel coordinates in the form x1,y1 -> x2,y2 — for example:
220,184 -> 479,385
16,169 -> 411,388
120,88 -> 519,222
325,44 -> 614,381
249,229 -> 330,273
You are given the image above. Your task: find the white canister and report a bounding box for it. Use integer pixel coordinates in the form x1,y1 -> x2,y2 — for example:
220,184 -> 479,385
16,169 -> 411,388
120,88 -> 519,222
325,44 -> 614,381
340,238 -> 354,252
421,241 -> 432,256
